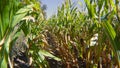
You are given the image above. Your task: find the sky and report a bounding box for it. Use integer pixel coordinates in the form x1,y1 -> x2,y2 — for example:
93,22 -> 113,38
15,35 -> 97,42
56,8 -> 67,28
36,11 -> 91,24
41,0 -> 85,18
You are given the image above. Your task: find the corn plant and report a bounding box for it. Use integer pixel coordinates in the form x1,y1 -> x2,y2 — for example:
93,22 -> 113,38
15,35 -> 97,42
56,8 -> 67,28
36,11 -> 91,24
0,0 -> 40,68
36,0 -> 120,67
84,0 -> 120,67
22,1 -> 62,68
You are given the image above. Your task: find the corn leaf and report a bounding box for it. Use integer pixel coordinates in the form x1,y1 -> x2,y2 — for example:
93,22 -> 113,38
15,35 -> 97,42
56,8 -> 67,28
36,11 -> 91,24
102,20 -> 120,65
0,55 -> 7,68
12,5 -> 33,28
39,50 -> 61,61
84,0 -> 95,18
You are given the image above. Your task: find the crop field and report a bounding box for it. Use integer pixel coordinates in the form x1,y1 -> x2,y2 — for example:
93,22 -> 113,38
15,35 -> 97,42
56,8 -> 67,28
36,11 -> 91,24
0,0 -> 120,68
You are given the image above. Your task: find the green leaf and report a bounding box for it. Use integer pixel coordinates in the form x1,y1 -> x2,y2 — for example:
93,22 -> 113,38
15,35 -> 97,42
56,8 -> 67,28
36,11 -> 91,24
0,56 -> 7,68
98,0 -> 104,13
12,5 -> 33,28
39,50 -> 61,61
12,30 -> 22,41
103,21 -> 116,40
21,22 -> 31,36
12,13 -> 27,28
38,52 -> 45,62
84,0 -> 96,18
102,20 -> 120,65
0,0 -> 10,39
0,40 -> 10,68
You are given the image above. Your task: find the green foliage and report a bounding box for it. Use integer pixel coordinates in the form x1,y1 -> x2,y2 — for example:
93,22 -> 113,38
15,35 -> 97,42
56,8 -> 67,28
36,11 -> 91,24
0,0 -> 39,68
85,0 -> 120,67
37,0 -> 120,67
0,0 -> 120,68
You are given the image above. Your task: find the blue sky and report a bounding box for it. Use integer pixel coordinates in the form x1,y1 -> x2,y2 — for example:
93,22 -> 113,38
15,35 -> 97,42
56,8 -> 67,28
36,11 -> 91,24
41,0 -> 85,18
